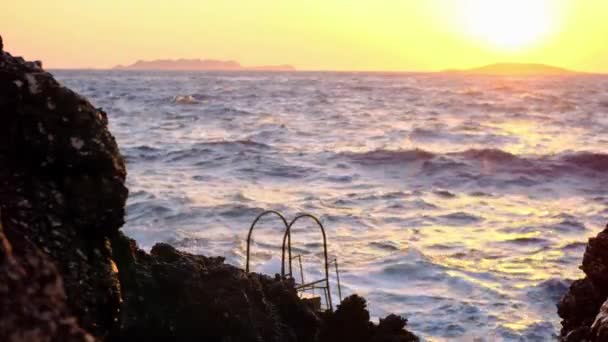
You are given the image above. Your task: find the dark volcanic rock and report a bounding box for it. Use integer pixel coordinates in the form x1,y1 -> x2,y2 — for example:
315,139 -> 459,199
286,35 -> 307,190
111,235 -> 419,341
558,225 -> 608,341
374,314 -> 419,342
0,212 -> 95,341
111,235 -> 321,341
0,35 -> 128,337
0,35 -> 419,342
582,227 -> 608,289
591,300 -> 608,341
320,295 -> 373,342
319,295 -> 419,342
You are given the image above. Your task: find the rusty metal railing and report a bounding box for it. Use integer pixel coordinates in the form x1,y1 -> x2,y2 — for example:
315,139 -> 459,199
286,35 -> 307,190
281,213 -> 333,310
245,211 -> 342,312
245,210 -> 292,276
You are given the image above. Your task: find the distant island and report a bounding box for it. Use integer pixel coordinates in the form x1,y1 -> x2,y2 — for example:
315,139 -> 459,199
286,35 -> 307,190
442,63 -> 579,76
113,59 -> 296,71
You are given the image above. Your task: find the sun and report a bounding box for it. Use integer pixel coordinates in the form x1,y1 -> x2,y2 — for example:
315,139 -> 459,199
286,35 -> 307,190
462,0 -> 556,51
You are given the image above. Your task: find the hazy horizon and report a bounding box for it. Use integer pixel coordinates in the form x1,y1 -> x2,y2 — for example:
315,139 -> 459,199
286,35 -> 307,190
3,0 -> 608,72
44,58 -> 595,74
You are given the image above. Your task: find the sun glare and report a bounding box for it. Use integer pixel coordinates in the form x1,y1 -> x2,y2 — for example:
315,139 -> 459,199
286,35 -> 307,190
462,0 -> 556,51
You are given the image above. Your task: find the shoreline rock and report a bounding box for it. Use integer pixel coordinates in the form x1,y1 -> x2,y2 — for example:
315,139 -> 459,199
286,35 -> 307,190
0,35 -> 418,341
110,234 -> 321,341
558,225 -> 608,341
0,211 -> 95,342
0,35 -> 127,338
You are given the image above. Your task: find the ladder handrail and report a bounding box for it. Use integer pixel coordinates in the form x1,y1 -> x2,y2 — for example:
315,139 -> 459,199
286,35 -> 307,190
245,210 -> 292,276
281,213 -> 333,311
333,258 -> 343,302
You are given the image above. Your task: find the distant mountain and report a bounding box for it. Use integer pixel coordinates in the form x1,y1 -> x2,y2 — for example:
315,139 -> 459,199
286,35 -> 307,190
113,59 -> 295,71
246,65 -> 297,71
443,63 -> 578,76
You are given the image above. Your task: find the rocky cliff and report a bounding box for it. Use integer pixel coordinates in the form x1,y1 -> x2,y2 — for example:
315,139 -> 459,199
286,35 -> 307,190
558,225 -> 608,341
0,36 -> 418,342
0,34 -> 127,339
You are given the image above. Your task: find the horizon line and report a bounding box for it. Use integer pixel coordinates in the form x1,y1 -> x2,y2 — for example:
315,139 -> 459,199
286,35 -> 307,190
47,66 -> 605,75
45,61 -> 601,74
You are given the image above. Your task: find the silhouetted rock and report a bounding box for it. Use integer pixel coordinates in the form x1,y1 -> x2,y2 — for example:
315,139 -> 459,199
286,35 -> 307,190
558,225 -> 608,341
0,36 -> 127,337
319,295 -> 419,342
320,295 -> 373,342
374,314 -> 419,342
582,227 -> 608,288
110,236 -> 321,341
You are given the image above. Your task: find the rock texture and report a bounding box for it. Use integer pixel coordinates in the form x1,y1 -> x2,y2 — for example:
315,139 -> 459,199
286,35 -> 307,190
110,236 -> 321,341
0,35 -> 128,338
591,300 -> 608,341
558,225 -> 608,341
0,212 -> 95,342
0,35 -> 419,342
319,295 -> 419,342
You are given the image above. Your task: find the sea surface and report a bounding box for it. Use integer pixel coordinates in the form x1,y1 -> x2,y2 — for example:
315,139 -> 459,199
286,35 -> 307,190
55,70 -> 608,341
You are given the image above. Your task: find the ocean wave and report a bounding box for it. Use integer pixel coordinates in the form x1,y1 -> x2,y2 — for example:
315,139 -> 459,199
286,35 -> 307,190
436,212 -> 483,225
526,278 -> 571,305
123,145 -> 166,161
204,105 -> 255,117
215,203 -> 269,218
171,95 -> 201,104
561,152 -> 608,172
341,148 -> 435,164
457,148 -> 520,163
342,147 -> 608,176
502,237 -> 548,245
560,241 -> 588,251
126,140 -> 271,163
433,190 -> 456,198
126,202 -> 174,221
254,164 -> 314,179
548,218 -> 587,232
369,241 -> 400,251
191,140 -> 271,150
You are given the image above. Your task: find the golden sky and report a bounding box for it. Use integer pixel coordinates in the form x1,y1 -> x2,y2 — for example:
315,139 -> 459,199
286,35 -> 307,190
2,0 -> 607,72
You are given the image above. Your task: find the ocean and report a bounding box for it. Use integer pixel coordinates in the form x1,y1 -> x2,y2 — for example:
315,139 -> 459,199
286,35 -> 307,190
55,70 -> 608,341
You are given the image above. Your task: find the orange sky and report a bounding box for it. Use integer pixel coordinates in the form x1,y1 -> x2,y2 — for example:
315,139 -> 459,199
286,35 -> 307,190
2,0 -> 608,72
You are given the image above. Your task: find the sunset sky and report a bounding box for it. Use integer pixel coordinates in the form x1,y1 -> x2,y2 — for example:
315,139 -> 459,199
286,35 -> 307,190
2,0 -> 608,72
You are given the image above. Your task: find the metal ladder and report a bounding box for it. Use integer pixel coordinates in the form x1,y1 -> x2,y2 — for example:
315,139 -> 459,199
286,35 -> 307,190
245,210 -> 343,312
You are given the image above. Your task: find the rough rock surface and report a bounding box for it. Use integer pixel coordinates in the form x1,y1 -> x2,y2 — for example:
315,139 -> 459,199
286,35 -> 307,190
110,235 -> 419,341
0,35 -> 128,338
110,235 -> 321,341
591,300 -> 608,341
558,225 -> 608,341
319,295 -> 419,342
0,213 -> 95,342
0,35 -> 419,342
